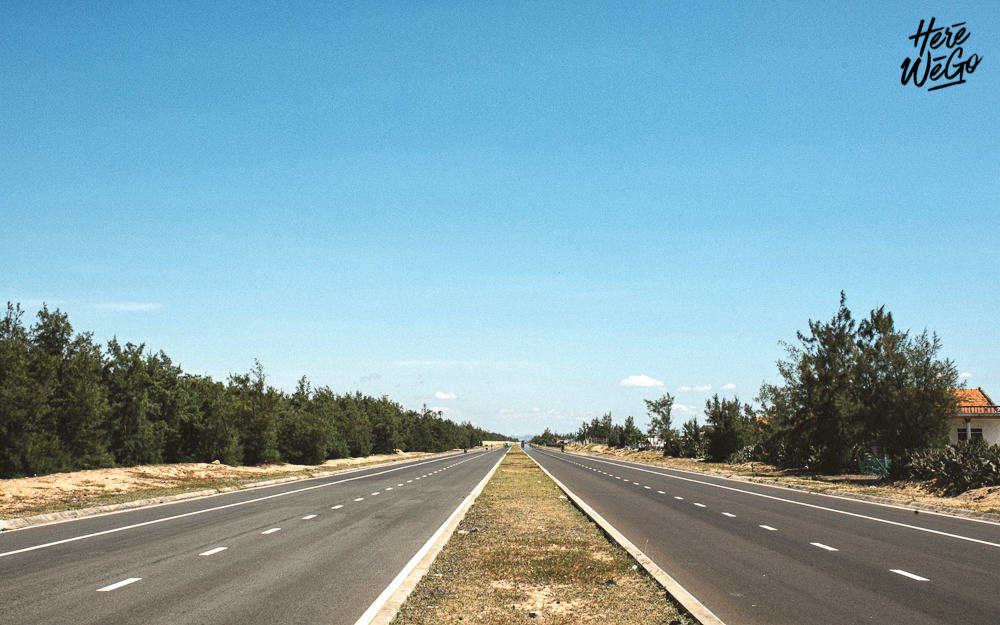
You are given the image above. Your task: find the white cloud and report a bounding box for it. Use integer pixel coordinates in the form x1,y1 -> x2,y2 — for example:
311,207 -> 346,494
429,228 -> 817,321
620,374 -> 664,387
673,403 -> 699,416
960,372 -> 972,379
434,391 -> 457,400
679,384 -> 712,392
722,383 -> 736,390
90,302 -> 162,312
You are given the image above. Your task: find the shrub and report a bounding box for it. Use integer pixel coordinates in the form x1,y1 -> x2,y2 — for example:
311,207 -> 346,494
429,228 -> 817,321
905,441 -> 1000,494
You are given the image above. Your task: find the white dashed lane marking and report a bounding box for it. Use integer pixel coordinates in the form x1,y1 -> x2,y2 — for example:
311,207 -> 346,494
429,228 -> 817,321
759,525 -> 778,532
657,490 -> 665,494
891,569 -> 929,581
302,514 -> 317,520
97,578 -> 141,592
199,547 -> 227,556
262,528 -> 281,535
722,512 -> 736,518
353,497 -> 364,502
331,504 -> 343,510
674,496 -> 684,500
693,503 -> 706,508
811,542 -> 838,551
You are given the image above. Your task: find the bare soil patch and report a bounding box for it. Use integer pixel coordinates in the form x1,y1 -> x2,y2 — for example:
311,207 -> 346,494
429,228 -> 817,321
392,448 -> 687,625
0,451 -> 431,519
570,445 -> 1000,516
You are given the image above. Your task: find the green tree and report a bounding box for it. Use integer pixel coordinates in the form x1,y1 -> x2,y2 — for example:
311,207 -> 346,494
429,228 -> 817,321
645,393 -> 679,456
679,418 -> 706,458
52,331 -> 112,468
760,293 -> 861,472
176,375 -> 242,464
277,377 -> 336,464
760,293 -> 957,473
855,306 -> 957,464
229,361 -> 282,465
704,394 -> 757,462
621,416 -> 645,447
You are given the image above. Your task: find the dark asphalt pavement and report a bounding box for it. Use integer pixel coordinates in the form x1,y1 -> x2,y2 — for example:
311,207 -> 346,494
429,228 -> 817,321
527,446 -> 1000,625
0,448 -> 505,625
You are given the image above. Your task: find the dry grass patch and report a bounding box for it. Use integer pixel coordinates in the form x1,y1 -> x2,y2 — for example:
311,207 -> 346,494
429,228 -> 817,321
392,448 -> 687,625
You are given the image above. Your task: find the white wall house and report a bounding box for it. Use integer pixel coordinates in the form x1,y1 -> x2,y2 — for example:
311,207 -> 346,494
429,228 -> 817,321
947,388 -> 1000,445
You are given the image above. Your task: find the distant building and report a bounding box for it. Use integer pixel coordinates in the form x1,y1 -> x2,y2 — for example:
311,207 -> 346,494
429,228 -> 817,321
948,388 -> 1000,445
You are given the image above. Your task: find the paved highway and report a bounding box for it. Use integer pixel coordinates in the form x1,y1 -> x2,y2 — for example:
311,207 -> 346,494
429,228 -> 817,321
527,446 -> 1000,625
0,448 -> 505,625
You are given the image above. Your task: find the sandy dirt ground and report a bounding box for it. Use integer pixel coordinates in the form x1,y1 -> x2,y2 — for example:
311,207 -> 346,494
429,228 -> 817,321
0,451 -> 429,518
573,445 -> 1000,516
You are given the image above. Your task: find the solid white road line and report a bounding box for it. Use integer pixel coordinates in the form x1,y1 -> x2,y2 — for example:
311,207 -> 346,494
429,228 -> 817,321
302,515 -> 317,520
811,542 -> 838,551
1,452 -> 481,558
262,527 -> 281,534
891,569 -> 929,581
97,578 -> 141,592
526,452 -> 726,625
199,547 -> 228,556
550,451 -> 1000,547
759,525 -> 778,531
354,449 -> 507,625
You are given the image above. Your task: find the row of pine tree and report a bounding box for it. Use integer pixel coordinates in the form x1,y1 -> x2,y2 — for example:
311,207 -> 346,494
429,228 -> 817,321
0,303 -> 510,479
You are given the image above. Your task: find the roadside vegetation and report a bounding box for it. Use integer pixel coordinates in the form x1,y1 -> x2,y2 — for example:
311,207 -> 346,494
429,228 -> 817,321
0,303 -> 511,479
534,293 -> 1000,497
393,447 -> 687,625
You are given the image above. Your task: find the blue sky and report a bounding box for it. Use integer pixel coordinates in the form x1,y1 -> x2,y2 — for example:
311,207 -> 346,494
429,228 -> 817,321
3,2 -> 997,437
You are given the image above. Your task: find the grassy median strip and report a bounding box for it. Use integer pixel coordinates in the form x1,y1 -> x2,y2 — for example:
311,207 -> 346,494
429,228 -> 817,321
392,447 -> 688,625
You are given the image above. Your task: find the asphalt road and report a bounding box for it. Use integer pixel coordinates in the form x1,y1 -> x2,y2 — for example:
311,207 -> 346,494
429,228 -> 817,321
527,446 -> 1000,625
0,448 -> 506,625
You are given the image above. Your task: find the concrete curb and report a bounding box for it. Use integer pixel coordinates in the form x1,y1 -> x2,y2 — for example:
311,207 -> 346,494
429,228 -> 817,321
564,448 -> 1000,524
527,450 -> 726,625
358,449 -> 508,625
0,452 -> 456,532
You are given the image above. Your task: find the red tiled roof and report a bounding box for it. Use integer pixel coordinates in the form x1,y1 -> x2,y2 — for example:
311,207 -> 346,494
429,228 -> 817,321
950,387 -> 1000,419
952,388 -> 991,407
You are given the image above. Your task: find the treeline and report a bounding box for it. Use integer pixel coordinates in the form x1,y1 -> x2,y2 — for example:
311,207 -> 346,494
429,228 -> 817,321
573,293 -> 966,479
0,303 -> 511,479
572,414 -> 646,448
